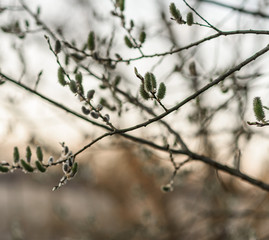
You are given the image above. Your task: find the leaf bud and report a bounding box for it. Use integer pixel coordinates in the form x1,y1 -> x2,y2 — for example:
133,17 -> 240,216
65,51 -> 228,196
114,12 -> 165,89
36,146 -> 43,162
75,72 -> 83,84
144,72 -> 156,92
58,67 -> 66,86
54,40 -> 61,54
0,164 -> 9,172
20,159 -> 34,172
169,3 -> 181,20
139,31 -> 146,44
62,163 -> 70,174
69,80 -> 77,93
124,36 -> 133,48
87,31 -> 95,51
116,0 -> 125,11
186,12 -> 194,26
103,114 -> 110,123
35,160 -> 46,172
48,156 -> 54,165
68,162 -> 78,178
26,146 -> 32,163
82,106 -> 91,115
139,84 -> 150,100
253,97 -> 265,122
96,104 -> 103,111
87,89 -> 95,100
161,183 -> 174,192
157,82 -> 166,100
13,147 -> 20,164
90,111 -> 100,119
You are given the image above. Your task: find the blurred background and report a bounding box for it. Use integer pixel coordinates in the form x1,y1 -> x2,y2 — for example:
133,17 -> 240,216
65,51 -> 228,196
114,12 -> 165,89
1,0 -> 269,239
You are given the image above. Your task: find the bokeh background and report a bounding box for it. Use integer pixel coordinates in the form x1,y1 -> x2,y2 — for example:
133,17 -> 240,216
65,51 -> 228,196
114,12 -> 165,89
1,0 -> 269,239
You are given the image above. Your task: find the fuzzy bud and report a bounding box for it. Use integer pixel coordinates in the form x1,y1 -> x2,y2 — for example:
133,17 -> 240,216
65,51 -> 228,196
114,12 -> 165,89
58,67 -> 66,86
161,183 -> 174,192
68,162 -> 78,178
69,80 -> 77,93
54,40 -> 61,54
35,160 -> 46,172
144,72 -> 157,92
169,3 -> 181,20
103,114 -> 110,123
64,146 -> 69,155
96,104 -> 103,111
186,12 -> 194,26
0,164 -> 9,172
115,53 -> 122,60
116,0 -> 125,11
139,31 -> 146,44
36,146 -> 43,162
157,82 -> 166,100
139,84 -> 150,100
62,163 -> 70,174
13,147 -> 20,164
75,72 -> 83,84
87,89 -> 95,100
90,111 -> 99,119
124,36 -> 133,48
82,106 -> 91,115
87,31 -> 95,51
253,97 -> 265,122
21,159 -> 34,172
48,156 -> 54,165
26,146 -> 32,163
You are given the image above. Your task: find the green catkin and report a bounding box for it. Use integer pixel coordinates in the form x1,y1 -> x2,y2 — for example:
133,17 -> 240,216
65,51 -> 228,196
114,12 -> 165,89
0,165 -> 9,172
65,55 -> 69,66
116,0 -> 125,11
69,80 -> 77,93
144,72 -> 157,92
157,82 -> 166,100
139,84 -> 150,100
58,67 -> 66,86
69,162 -> 78,178
87,89 -> 95,100
186,12 -> 194,26
21,159 -> 34,172
26,146 -> 32,163
139,31 -> 146,44
253,97 -> 265,122
87,31 -> 95,51
169,3 -> 181,20
13,147 -> 19,163
120,0 -> 125,11
144,72 -> 153,92
54,40 -> 61,54
75,72 -> 83,84
36,146 -> 43,162
35,160 -> 46,173
150,73 -> 157,90
124,36 -> 133,48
